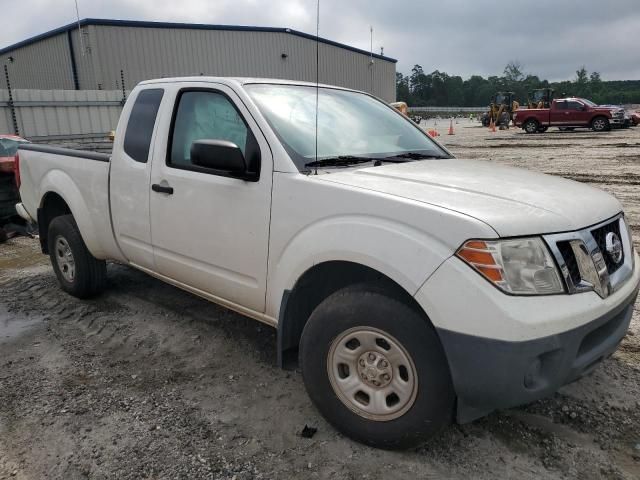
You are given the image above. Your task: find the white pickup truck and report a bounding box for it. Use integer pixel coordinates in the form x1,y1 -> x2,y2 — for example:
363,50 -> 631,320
16,77 -> 640,448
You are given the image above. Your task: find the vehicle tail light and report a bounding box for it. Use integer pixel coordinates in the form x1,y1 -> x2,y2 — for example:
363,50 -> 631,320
14,153 -> 21,189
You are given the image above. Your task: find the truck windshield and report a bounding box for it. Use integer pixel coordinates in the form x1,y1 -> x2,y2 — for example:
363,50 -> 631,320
244,84 -> 449,171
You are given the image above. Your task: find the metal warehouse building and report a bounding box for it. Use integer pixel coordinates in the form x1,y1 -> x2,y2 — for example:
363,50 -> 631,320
0,18 -> 397,101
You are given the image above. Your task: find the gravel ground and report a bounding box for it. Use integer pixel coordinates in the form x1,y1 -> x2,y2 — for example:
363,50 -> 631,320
1,121 -> 640,479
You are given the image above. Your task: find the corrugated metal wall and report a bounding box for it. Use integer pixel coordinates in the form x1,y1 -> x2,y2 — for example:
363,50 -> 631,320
0,33 -> 75,90
90,26 -> 395,101
0,89 -> 123,139
1,25 -> 396,102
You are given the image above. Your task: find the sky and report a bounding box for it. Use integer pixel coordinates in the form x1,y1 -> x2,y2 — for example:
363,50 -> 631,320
2,0 -> 640,81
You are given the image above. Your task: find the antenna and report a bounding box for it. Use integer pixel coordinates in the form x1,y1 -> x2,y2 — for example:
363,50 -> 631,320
314,0 -> 320,175
369,26 -> 374,94
74,0 -> 86,56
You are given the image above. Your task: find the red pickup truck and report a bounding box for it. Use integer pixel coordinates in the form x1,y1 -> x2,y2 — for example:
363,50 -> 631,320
514,98 -> 624,133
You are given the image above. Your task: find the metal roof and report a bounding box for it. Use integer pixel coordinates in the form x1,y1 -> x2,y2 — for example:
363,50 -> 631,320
0,18 -> 397,63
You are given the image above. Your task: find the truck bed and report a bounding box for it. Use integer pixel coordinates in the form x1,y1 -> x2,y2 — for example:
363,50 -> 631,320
17,143 -> 119,260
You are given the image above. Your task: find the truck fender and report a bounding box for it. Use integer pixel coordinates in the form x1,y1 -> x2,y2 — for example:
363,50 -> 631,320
38,170 -> 108,259
266,214 -> 454,321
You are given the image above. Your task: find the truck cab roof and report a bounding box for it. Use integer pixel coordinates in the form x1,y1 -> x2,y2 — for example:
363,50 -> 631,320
138,76 -> 359,93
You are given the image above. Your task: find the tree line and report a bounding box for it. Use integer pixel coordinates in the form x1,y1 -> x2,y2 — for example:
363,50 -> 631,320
396,61 -> 640,107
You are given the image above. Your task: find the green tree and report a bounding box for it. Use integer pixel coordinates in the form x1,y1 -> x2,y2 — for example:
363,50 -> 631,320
395,72 -> 411,103
504,61 -> 525,83
394,65 -> 640,107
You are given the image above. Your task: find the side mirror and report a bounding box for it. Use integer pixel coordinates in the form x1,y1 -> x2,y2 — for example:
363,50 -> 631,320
191,140 -> 248,177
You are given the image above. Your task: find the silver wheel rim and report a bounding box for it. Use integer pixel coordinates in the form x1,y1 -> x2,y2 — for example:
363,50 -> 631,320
54,236 -> 75,283
593,119 -> 605,130
327,326 -> 418,421
526,122 -> 537,133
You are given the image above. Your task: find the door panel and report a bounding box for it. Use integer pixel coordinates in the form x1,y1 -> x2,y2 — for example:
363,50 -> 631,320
550,101 -> 570,125
567,101 -> 589,125
110,88 -> 165,269
149,84 -> 273,312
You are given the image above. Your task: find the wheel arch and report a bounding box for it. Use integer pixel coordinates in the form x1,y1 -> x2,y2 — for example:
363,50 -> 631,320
38,191 -> 72,254
590,114 -> 610,130
277,260 -> 432,369
36,169 -> 113,259
522,117 -> 540,129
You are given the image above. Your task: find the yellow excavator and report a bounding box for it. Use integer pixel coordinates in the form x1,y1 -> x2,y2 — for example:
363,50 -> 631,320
481,92 -> 519,127
527,88 -> 554,109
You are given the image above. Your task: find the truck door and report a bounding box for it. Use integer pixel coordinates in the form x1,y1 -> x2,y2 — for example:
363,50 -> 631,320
110,88 -> 165,270
550,100 -> 569,125
148,84 -> 273,313
566,100 -> 589,125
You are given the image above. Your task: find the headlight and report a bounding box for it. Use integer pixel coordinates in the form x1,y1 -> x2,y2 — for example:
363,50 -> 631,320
456,237 -> 564,295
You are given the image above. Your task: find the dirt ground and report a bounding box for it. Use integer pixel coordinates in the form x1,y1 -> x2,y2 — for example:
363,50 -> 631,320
1,122 -> 640,480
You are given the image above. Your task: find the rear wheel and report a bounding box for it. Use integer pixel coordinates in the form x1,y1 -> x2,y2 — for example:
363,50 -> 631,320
300,284 -> 454,449
591,116 -> 610,132
48,215 -> 106,298
523,119 -> 539,134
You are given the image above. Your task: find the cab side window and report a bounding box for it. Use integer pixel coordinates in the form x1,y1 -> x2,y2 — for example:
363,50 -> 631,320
169,91 -> 249,168
123,88 -> 164,163
567,101 -> 584,110
556,101 -> 568,110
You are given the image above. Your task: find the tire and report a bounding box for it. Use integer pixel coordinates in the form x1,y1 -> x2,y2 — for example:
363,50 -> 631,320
299,284 -> 454,449
591,116 -> 610,132
523,119 -> 539,134
537,126 -> 548,133
47,214 -> 106,299
0,227 -> 7,244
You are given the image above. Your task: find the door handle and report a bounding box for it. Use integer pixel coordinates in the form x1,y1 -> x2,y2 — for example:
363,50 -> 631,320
151,183 -> 174,194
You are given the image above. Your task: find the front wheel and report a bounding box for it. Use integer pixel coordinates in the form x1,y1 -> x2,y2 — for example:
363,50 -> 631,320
300,284 -> 454,449
591,116 -> 610,132
48,215 -> 107,298
523,119 -> 539,134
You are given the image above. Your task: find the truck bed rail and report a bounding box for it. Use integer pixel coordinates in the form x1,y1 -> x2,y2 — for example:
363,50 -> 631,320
18,143 -> 110,162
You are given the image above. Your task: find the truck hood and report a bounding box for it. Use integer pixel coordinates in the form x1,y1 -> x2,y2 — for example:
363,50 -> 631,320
317,159 -> 622,237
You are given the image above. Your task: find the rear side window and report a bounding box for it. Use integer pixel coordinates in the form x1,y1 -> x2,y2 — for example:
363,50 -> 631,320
556,101 -> 568,110
123,89 -> 164,163
567,101 -> 583,110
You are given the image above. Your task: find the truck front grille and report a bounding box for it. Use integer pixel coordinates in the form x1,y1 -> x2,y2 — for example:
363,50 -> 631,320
591,219 -> 623,274
556,241 -> 581,286
544,215 -> 633,298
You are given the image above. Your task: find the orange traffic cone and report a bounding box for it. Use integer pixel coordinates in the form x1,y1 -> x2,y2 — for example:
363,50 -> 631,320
448,119 -> 454,135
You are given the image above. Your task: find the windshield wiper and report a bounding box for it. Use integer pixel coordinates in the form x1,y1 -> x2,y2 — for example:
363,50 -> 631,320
304,156 -> 378,168
389,152 -> 447,160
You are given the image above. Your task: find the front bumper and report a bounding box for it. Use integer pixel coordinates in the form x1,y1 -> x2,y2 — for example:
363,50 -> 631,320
415,251 -> 640,423
438,286 -> 637,422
